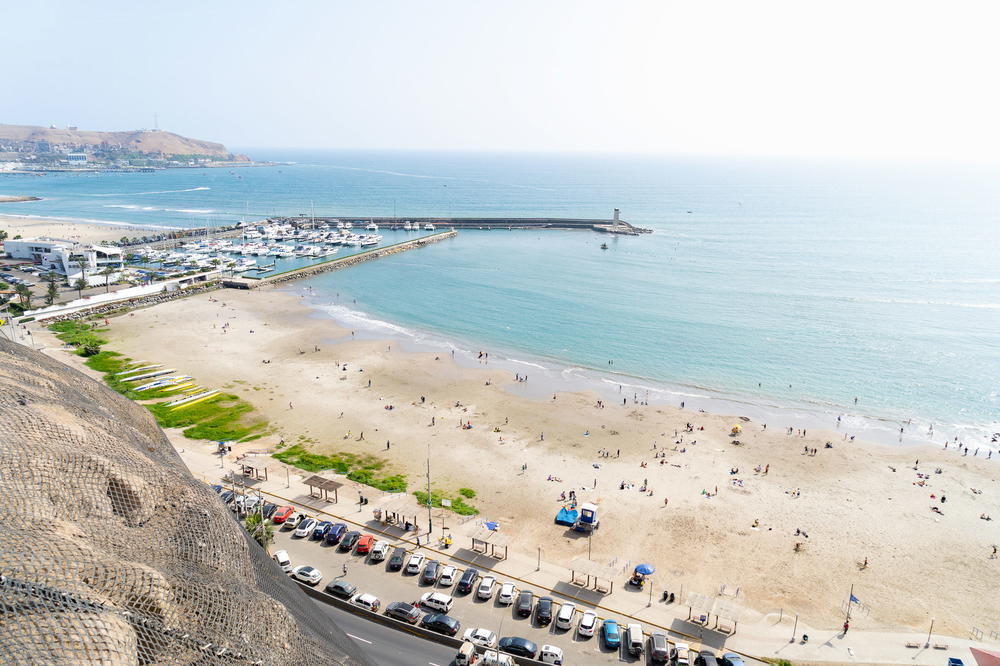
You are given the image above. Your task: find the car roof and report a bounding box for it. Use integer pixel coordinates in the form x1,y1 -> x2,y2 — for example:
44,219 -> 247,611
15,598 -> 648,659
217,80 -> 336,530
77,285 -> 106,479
274,549 -> 289,557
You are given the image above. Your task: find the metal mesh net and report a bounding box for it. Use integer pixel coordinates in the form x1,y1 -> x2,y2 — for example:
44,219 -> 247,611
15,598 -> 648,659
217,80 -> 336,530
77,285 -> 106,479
0,338 -> 374,665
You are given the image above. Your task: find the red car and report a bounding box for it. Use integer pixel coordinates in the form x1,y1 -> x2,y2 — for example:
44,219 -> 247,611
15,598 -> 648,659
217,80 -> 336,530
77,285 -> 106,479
271,506 -> 295,524
356,534 -> 375,554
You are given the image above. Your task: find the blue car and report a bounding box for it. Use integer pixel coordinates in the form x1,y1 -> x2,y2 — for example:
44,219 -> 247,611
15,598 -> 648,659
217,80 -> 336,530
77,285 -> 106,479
324,523 -> 348,544
602,619 -> 621,649
948,659 -> 964,666
312,521 -> 333,540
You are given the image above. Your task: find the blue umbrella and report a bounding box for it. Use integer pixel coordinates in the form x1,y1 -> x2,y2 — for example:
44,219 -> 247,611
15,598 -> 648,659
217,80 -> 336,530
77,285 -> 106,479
634,564 -> 656,575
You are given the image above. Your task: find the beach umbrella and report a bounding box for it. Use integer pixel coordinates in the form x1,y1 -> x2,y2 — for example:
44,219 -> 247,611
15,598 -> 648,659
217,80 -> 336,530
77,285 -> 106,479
635,563 -> 655,575
485,521 -> 499,531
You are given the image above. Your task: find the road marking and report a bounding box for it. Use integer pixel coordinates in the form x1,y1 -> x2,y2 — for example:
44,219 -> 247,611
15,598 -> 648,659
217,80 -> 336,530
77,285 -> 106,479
346,633 -> 372,644
429,663 -> 441,666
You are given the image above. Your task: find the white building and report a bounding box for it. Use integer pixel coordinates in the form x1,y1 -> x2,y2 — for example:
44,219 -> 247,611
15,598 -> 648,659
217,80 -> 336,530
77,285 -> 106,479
4,237 -> 124,286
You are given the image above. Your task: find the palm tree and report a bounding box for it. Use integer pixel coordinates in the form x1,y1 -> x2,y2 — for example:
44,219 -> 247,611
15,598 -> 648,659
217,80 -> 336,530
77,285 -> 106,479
99,265 -> 116,293
73,278 -> 87,299
73,259 -> 88,286
44,280 -> 59,306
244,512 -> 273,548
0,229 -> 8,242
14,283 -> 32,310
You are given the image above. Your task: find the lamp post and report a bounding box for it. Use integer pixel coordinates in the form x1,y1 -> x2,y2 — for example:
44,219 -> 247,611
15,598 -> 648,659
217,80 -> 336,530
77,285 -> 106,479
925,618 -> 935,648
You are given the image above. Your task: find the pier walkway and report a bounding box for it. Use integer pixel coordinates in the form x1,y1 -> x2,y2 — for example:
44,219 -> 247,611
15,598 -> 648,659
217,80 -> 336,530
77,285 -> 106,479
222,229 -> 457,289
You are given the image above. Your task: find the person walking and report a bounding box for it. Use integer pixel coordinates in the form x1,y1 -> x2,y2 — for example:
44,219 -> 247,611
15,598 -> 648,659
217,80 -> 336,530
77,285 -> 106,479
843,620 -> 849,634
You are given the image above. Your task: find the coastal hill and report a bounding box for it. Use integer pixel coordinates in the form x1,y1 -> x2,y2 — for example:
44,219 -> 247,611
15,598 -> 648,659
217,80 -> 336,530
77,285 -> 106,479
0,123 -> 248,161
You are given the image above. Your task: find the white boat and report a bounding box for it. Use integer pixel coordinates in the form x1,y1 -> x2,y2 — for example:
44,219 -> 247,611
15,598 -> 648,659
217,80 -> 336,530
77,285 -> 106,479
366,221 -> 379,231
424,223 -> 436,231
403,221 -> 413,231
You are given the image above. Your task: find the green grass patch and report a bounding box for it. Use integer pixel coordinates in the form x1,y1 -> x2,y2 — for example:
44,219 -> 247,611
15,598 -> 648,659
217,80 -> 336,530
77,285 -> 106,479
413,489 -> 480,516
50,320 -> 108,355
273,445 -> 406,492
146,393 -> 266,441
458,487 -> 476,498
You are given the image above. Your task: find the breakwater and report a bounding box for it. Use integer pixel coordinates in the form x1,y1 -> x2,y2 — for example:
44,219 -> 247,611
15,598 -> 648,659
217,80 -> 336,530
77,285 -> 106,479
278,214 -> 651,235
223,230 -> 458,289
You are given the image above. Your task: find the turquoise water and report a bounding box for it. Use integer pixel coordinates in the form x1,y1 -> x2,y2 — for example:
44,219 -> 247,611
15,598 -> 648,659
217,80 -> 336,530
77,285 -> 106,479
3,152 -> 999,445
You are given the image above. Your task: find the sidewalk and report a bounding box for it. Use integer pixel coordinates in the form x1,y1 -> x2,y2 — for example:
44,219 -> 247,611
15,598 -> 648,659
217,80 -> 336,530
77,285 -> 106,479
185,438 -> 994,666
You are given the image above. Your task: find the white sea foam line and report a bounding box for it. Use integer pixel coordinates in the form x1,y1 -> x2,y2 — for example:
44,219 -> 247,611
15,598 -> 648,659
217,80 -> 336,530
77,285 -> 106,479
82,186 -> 211,196
0,212 -> 181,231
508,359 -> 548,370
316,303 -> 417,337
103,204 -> 216,214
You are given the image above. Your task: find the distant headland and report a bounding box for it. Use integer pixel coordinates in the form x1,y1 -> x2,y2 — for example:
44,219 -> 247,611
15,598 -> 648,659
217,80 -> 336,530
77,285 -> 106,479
0,123 -> 261,172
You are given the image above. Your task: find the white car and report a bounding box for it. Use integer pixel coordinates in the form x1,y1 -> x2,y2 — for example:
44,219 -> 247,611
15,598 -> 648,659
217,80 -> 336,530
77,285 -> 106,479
291,565 -> 322,585
439,564 -> 457,586
272,549 -> 292,573
476,575 -> 497,600
672,642 -> 691,666
405,552 -> 425,575
285,512 -> 305,529
349,593 -> 381,612
479,650 -> 514,666
294,518 -> 317,538
539,645 -> 564,665
462,627 -> 498,648
577,609 -> 598,637
497,582 -> 517,605
369,540 -> 390,562
554,601 -> 576,630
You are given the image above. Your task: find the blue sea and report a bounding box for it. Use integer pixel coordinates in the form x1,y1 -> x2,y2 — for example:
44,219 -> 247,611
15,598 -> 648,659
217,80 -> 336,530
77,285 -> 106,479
3,151 -> 999,447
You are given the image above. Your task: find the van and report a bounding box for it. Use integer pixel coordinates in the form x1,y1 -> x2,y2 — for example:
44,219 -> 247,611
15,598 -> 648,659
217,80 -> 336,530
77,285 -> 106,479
480,650 -> 514,666
455,641 -> 478,666
539,645 -> 564,664
419,591 -> 454,613
271,549 -> 292,573
626,623 -> 644,656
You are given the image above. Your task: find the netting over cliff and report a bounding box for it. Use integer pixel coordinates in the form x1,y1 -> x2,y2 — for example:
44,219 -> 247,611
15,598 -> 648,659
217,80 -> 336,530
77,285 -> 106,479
0,338 -> 373,665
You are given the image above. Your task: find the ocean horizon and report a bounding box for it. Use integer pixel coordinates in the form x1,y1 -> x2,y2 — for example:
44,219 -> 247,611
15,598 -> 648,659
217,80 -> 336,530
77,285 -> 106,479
3,150 -> 999,448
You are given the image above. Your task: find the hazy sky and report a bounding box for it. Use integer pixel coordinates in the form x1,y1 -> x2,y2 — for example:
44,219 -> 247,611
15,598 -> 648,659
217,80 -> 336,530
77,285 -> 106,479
3,1 -> 998,161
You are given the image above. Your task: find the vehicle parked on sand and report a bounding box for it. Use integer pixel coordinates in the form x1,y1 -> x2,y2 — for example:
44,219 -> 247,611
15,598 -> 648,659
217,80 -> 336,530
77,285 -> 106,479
356,534 -> 375,554
405,552 -> 425,574
602,619 -> 621,648
312,521 -> 333,540
539,645 -> 564,665
498,636 -> 538,659
497,582 -> 517,605
385,601 -> 421,624
421,613 -> 461,636
338,530 -> 361,551
285,512 -> 306,530
535,596 -> 554,625
462,627 -> 498,648
324,522 -> 348,544
294,518 -> 317,538
554,601 -> 576,630
719,653 -> 745,666
369,540 -> 390,562
577,610 -> 598,637
516,590 -> 535,617
650,631 -> 670,663
271,505 -> 294,523
388,547 -> 407,570
272,550 -> 292,573
456,567 -> 479,593
324,580 -> 357,599
421,560 -> 440,585
672,642 -> 692,666
439,564 -> 457,586
477,575 -> 497,600
695,650 -> 721,666
626,623 -> 644,657
350,593 -> 380,612
418,591 -> 454,614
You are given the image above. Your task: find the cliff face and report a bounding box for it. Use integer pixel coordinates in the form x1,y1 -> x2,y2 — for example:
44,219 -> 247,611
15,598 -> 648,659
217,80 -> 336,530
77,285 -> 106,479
0,339 -> 371,665
0,123 -> 244,159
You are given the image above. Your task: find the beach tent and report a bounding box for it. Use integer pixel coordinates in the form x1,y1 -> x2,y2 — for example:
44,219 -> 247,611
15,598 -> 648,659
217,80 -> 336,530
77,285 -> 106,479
485,521 -> 499,531
555,507 -> 579,526
972,648 -> 1000,666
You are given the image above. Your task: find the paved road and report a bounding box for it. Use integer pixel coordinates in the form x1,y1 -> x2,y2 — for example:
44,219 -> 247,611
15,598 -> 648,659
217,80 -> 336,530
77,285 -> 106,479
311,598 -> 456,666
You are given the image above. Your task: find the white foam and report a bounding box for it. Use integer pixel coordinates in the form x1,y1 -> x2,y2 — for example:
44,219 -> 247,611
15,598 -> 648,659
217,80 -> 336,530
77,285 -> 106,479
0,212 -> 179,231
83,186 -> 211,196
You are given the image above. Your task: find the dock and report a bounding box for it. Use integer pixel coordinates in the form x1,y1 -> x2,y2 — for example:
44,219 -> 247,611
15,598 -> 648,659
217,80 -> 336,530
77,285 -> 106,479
222,229 -> 458,289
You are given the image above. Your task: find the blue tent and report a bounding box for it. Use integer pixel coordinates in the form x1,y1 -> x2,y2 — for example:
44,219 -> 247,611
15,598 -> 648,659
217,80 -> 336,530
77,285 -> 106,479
555,507 -> 579,526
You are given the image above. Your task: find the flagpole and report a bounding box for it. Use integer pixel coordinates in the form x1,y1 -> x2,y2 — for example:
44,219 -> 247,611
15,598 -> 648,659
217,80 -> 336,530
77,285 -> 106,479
846,583 -> 854,622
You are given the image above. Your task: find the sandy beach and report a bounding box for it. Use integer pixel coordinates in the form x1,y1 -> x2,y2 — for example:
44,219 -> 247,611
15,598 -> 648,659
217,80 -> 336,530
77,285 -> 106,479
36,286 -> 1000,636
0,213 -> 160,245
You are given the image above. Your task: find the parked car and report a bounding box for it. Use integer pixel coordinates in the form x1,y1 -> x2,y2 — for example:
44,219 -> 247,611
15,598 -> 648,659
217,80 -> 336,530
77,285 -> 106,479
498,636 -> 538,659
671,642 -> 692,666
388,547 -> 407,570
438,564 -> 457,586
554,601 -> 576,630
369,540 -> 390,562
497,582 -> 517,605
220,490 -> 235,505
695,650 -> 721,666
261,502 -> 278,519
338,530 -> 361,551
420,613 -> 461,636
271,505 -> 294,523
650,631 -> 670,663
312,521 -> 333,540
242,496 -> 261,514
478,650 -> 515,666
516,590 -> 535,617
456,567 -> 479,593
385,601 -> 421,624
284,513 -> 306,529
719,653 -> 745,666
294,518 -> 317,538
350,593 -> 380,613
291,565 -> 322,585
272,549 -> 292,573
626,623 -> 644,657
421,560 -> 441,585
477,575 -> 497,600
602,619 -> 621,648
535,596 -> 554,625
324,579 -> 357,598
405,552 -> 425,574
577,610 -> 598,637
539,645 -> 564,665
462,627 -> 498,648
324,523 -> 348,544
356,534 -> 375,554
418,591 -> 454,613
211,484 -> 223,494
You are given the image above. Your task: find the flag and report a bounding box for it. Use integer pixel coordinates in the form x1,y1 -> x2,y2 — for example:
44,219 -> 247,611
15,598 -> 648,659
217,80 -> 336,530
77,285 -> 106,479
850,594 -> 860,604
